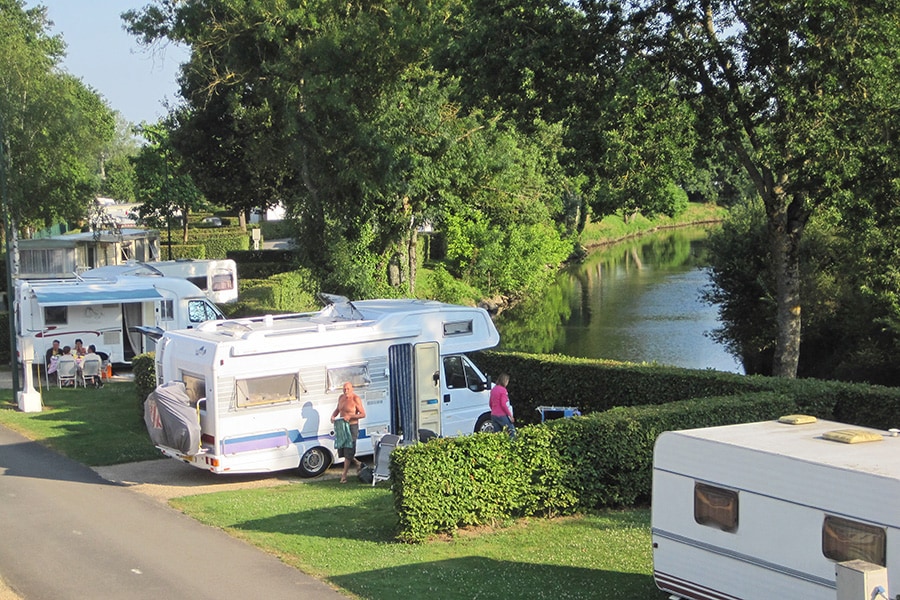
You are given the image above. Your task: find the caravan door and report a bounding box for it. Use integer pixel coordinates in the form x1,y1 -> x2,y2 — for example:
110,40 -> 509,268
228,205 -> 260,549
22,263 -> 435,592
415,342 -> 441,438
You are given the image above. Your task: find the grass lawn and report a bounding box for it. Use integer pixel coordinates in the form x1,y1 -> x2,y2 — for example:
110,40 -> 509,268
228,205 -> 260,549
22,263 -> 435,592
0,384 -> 665,599
172,481 -> 661,600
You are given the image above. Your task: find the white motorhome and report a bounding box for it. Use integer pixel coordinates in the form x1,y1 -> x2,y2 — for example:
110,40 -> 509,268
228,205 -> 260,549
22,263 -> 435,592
15,275 -> 225,366
152,295 -> 500,476
84,259 -> 239,304
652,417 -> 900,600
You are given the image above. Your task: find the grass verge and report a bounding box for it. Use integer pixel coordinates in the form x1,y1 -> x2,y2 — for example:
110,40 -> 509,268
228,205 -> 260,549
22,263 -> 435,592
172,481 -> 660,600
0,384 -> 161,465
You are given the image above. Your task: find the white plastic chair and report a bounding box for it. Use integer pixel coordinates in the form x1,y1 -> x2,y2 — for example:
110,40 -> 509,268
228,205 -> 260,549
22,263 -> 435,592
81,357 -> 103,387
56,357 -> 78,388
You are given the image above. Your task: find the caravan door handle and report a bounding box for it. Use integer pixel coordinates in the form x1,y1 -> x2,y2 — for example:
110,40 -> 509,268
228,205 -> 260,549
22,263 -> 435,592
443,394 -> 451,403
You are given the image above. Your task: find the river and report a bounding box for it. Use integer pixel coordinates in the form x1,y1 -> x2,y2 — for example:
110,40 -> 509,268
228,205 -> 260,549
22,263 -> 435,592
494,226 -> 744,374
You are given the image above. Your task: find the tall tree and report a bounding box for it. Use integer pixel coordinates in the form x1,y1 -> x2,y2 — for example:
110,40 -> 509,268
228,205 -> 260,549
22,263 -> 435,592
0,0 -> 115,232
604,0 -> 900,377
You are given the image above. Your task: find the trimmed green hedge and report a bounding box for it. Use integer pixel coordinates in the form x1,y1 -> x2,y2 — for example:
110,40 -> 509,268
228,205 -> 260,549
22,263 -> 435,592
161,244 -> 207,260
392,391 -> 796,541
228,249 -> 297,279
133,352 -> 156,409
474,351 -> 900,426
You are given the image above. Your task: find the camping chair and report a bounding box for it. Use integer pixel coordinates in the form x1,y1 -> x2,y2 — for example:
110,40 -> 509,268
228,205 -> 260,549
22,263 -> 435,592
371,434 -> 401,486
56,356 -> 78,388
81,357 -> 103,388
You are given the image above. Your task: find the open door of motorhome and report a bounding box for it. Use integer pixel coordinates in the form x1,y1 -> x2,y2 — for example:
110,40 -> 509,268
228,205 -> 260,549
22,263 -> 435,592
415,342 -> 441,438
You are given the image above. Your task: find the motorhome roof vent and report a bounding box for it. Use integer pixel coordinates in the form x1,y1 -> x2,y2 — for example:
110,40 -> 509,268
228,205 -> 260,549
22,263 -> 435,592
821,429 -> 883,444
777,414 -> 818,425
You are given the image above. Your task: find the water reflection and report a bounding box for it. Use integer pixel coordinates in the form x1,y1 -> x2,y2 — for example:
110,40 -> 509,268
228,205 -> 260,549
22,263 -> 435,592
495,226 -> 743,373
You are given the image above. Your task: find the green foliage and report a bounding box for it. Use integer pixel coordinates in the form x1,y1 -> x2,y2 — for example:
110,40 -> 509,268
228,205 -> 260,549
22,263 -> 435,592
259,220 -> 295,240
0,0 -> 116,229
132,352 -> 156,409
392,390 -> 796,541
228,250 -> 297,279
162,244 -> 206,260
227,270 -> 320,317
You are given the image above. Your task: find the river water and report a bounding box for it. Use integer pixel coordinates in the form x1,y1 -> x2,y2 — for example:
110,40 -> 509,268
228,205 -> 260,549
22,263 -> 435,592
494,226 -> 744,374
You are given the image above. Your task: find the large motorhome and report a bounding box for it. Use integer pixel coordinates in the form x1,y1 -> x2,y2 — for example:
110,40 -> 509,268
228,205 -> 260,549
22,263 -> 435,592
151,295 -> 500,476
15,275 -> 225,366
84,259 -> 239,304
652,417 -> 900,600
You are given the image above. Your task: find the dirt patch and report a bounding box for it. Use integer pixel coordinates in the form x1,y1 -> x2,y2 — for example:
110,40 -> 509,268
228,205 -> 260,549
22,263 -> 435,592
92,458 -> 343,502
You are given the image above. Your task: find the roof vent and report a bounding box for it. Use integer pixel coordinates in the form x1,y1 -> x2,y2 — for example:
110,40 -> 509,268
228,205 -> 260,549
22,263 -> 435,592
778,414 -> 818,425
822,429 -> 883,444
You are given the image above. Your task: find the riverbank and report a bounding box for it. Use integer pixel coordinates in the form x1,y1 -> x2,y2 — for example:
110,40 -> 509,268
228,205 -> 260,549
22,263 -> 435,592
579,202 -> 727,250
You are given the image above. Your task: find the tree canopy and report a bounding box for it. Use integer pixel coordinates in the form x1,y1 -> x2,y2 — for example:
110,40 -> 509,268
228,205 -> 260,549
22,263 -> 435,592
0,0 -> 116,232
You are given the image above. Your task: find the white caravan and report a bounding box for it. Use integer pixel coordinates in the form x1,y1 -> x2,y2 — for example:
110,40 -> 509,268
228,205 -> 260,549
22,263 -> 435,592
151,295 -> 500,476
84,259 -> 239,304
15,275 -> 225,366
652,417 -> 900,600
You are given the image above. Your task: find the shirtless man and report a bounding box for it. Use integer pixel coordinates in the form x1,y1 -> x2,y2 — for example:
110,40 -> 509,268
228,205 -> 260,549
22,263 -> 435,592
330,382 -> 367,483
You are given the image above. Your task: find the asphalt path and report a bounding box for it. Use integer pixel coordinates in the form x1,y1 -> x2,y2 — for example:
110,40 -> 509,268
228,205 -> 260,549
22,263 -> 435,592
0,425 -> 348,600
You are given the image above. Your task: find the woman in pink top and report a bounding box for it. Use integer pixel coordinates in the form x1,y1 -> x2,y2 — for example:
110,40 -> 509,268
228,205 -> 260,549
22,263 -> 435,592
489,373 -> 516,438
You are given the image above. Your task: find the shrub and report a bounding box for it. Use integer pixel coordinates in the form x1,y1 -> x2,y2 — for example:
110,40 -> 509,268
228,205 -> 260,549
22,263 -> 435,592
392,391 -> 795,541
133,352 -> 156,409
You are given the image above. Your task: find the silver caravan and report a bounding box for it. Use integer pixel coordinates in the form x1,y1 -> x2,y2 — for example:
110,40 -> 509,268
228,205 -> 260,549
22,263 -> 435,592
85,259 -> 239,304
15,275 -> 225,366
152,295 -> 500,476
652,417 -> 900,600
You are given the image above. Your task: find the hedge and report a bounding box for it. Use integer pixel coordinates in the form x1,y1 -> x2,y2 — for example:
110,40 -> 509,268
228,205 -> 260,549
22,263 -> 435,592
160,244 -> 207,260
393,391 -> 796,541
474,351 -> 900,426
133,352 -> 156,409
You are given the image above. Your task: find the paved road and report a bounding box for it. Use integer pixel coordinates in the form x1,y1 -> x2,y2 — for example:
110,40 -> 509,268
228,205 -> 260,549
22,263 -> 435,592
0,425 -> 348,600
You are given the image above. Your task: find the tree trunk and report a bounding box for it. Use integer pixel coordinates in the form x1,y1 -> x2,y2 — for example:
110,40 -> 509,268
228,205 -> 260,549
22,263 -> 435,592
766,193 -> 807,378
408,225 -> 417,296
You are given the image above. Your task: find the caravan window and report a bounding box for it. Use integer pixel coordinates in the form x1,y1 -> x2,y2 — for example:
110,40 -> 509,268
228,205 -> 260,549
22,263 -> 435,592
443,320 -> 473,336
181,373 -> 206,405
211,271 -> 234,291
327,364 -> 371,391
160,300 -> 175,321
44,306 -> 67,326
822,516 -> 886,566
235,373 -> 299,408
694,483 -> 738,532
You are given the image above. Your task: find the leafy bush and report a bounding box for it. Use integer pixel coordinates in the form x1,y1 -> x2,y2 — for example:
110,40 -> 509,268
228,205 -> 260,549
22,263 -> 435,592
161,244 -> 207,260
392,391 -> 795,541
133,352 -> 156,409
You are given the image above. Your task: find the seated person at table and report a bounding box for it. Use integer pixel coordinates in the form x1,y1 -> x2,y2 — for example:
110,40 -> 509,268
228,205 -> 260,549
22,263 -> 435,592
73,339 -> 86,360
46,340 -> 62,380
82,345 -> 104,388
56,347 -> 77,387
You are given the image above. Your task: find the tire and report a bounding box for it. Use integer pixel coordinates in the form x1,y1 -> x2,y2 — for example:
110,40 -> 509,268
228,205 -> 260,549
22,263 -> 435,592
297,446 -> 331,478
474,413 -> 495,434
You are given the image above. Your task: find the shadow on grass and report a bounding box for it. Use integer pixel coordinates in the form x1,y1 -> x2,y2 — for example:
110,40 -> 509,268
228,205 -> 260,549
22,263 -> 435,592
329,558 -> 661,600
0,383 -> 162,465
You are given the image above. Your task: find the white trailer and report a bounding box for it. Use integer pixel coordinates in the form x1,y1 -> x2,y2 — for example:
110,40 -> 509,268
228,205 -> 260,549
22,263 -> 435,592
84,258 -> 239,304
152,295 -> 500,476
15,275 -> 225,366
652,417 -> 900,600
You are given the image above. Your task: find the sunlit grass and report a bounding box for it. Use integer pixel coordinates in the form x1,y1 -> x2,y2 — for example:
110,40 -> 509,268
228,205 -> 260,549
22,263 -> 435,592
0,384 -> 161,465
172,481 -> 663,600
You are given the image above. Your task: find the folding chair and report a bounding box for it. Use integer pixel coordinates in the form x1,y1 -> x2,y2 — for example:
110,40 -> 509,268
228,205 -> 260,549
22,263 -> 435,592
371,434 -> 401,486
56,357 -> 78,388
81,357 -> 103,388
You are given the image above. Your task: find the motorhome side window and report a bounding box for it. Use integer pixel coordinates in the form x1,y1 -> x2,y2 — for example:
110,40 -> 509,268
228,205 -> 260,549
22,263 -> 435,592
43,306 -> 67,326
822,516 -> 886,566
694,483 -> 738,532
181,373 -> 206,405
235,373 -> 299,408
211,272 -> 234,291
326,364 -> 371,391
160,300 -> 175,321
443,356 -> 466,389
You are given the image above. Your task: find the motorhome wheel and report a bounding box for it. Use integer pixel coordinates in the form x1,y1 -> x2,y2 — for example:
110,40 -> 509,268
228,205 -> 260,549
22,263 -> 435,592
298,447 -> 331,478
474,413 -> 495,434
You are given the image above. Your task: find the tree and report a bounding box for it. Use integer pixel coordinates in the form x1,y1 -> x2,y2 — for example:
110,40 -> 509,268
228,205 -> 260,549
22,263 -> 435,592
132,122 -> 206,244
0,0 -> 116,232
608,0 -> 900,377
